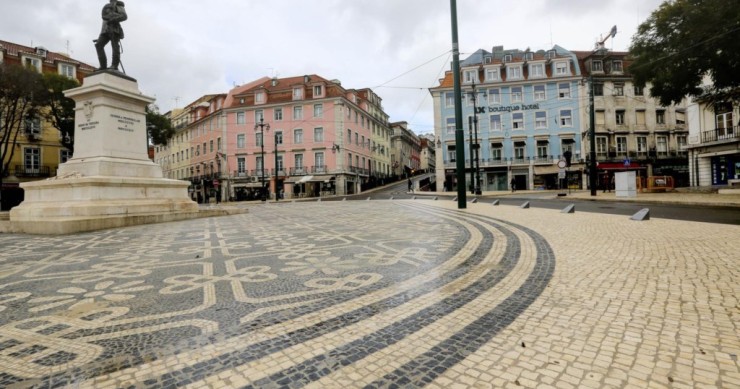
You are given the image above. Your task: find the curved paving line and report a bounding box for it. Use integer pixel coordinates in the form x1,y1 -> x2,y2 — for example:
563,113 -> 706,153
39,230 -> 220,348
243,204 -> 545,389
111,203 -> 505,389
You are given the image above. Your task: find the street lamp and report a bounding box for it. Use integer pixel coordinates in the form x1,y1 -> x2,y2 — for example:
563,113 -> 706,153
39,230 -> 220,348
467,82 -> 485,195
255,118 -> 270,201
274,130 -> 280,202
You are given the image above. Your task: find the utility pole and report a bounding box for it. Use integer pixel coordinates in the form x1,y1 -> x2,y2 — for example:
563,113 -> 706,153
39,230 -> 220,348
589,75 -> 597,196
274,131 -> 280,202
450,0 -> 466,208
255,118 -> 270,201
469,116 -> 474,194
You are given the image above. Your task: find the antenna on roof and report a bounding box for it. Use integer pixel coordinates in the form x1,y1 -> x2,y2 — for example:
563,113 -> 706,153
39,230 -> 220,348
595,25 -> 617,51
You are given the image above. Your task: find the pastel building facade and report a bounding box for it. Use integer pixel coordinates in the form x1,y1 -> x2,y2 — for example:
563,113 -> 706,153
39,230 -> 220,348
431,45 -> 584,192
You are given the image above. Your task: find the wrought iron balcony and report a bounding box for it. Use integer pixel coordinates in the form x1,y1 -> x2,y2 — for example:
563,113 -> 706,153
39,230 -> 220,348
15,166 -> 51,178
701,126 -> 738,144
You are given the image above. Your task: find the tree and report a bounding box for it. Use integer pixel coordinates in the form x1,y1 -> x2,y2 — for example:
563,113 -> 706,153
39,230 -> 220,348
146,104 -> 175,146
42,73 -> 79,153
0,63 -> 46,209
630,0 -> 740,106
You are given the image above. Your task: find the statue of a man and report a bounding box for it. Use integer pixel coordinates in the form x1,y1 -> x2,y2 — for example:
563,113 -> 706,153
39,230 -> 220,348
94,0 -> 127,71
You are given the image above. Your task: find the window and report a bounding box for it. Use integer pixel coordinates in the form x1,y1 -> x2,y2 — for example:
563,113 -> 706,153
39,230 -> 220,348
256,133 -> 263,147
656,110 -> 666,125
554,62 -> 569,76
315,152 -> 325,169
636,110 -> 646,126
616,137 -> 627,153
593,83 -> 604,96
535,111 -> 547,129
347,129 -> 352,144
313,104 -> 323,117
24,116 -> 41,137
447,145 -> 456,162
534,85 -> 545,101
507,66 -> 522,80
236,112 -> 246,125
256,156 -> 263,171
561,140 -> 574,154
445,92 -> 455,108
596,137 -> 608,153
24,147 -> 40,172
560,110 -> 573,127
591,60 -> 603,72
355,133 -> 359,146
237,157 -> 246,174
59,63 -> 75,78
488,89 -> 500,105
634,85 -> 644,96
511,87 -> 522,103
294,129 -> 303,144
537,141 -> 549,158
616,110 -> 626,125
255,110 -> 264,123
347,153 -> 352,167
529,63 -> 545,78
676,111 -> 686,126
489,115 -> 502,131
276,155 -> 284,171
491,144 -> 502,161
596,110 -> 606,125
657,136 -> 667,153
463,69 -> 478,84
512,113 -> 524,129
446,117 -> 456,134
485,67 -> 499,81
637,137 -> 648,153
275,131 -> 283,145
558,83 -> 571,99
514,143 -> 526,159
504,54 -> 513,62
274,108 -> 283,121
677,135 -> 687,149
295,154 -> 304,169
612,60 -> 623,72
23,56 -> 41,72
614,83 -> 624,96
60,149 -> 72,164
314,127 -> 324,142
313,85 -> 323,96
210,140 -> 214,152
293,87 -> 303,100
293,106 -> 303,120
217,137 -> 221,151
255,91 -> 265,104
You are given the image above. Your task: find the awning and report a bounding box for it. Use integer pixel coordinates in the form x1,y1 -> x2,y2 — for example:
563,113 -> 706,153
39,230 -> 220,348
286,175 -> 313,183
534,165 -> 560,175
233,182 -> 264,188
597,162 -> 646,170
308,175 -> 335,183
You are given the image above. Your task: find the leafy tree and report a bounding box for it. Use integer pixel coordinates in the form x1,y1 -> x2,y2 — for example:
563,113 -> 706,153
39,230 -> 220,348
146,104 -> 175,146
0,63 -> 46,209
42,73 -> 79,153
630,0 -> 740,106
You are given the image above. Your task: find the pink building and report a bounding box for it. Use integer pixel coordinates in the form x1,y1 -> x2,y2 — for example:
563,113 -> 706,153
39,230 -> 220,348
222,75 -> 392,200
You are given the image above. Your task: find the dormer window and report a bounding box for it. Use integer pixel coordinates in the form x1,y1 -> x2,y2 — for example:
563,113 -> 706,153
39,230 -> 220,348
463,69 -> 478,84
22,56 -> 42,73
590,60 -> 603,73
547,50 -> 557,59
507,65 -> 522,80
529,63 -> 545,78
255,91 -> 265,104
503,54 -> 513,63
293,87 -> 303,100
59,63 -> 76,79
554,61 -> 569,76
525,52 -> 534,61
485,67 -> 500,82
313,85 -> 324,97
484,56 -> 492,64
612,60 -> 623,73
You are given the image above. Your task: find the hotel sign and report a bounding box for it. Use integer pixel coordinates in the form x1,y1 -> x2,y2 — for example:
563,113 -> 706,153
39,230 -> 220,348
476,103 -> 541,114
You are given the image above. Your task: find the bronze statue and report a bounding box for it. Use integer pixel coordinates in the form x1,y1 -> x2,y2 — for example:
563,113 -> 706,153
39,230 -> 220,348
94,0 -> 127,71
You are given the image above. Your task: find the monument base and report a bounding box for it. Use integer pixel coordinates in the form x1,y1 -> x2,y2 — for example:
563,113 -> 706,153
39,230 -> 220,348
8,176 -> 218,235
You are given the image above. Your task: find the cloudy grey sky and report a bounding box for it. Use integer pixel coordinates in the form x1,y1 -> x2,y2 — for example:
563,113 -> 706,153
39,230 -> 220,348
2,0 -> 663,134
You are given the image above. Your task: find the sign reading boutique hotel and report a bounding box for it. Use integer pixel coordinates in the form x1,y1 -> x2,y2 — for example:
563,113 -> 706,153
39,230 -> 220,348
475,103 -> 540,114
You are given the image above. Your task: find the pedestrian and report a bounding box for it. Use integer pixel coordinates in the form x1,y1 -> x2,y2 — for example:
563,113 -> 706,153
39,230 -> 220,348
408,178 -> 413,193
603,175 -> 611,193
510,177 -> 516,192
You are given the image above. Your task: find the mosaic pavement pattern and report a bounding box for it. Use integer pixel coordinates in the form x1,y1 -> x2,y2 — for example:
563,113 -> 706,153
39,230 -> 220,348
0,201 -> 554,388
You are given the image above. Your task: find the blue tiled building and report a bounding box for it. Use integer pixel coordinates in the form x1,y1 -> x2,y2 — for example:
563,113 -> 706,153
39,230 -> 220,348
431,45 -> 584,191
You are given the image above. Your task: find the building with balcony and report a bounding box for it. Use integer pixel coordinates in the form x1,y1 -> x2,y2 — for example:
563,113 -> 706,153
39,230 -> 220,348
686,88 -> 739,187
431,45 -> 584,192
390,121 -> 421,177
575,49 -> 689,189
0,39 -> 95,209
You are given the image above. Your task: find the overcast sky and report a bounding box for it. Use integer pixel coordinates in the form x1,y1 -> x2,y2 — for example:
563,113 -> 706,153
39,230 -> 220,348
2,0 -> 664,134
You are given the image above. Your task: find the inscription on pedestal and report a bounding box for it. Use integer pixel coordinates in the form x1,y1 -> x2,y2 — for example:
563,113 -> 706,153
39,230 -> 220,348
78,121 -> 100,131
112,113 -> 140,133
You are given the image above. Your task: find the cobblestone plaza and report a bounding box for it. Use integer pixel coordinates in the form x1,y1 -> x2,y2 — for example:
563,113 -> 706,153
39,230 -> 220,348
0,201 -> 738,388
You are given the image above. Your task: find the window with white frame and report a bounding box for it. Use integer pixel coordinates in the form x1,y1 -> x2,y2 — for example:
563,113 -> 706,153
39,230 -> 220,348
275,131 -> 283,145
256,132 -> 263,147
507,66 -> 522,80
255,110 -> 264,123
612,60 -> 623,73
293,87 -> 303,100
255,91 -> 265,104
24,116 -> 41,137
616,136 -> 627,153
24,147 -> 40,172
236,112 -> 246,125
315,152 -> 324,169
23,56 -> 41,72
445,92 -> 454,108
313,85 -> 323,97
59,63 -> 75,79
535,111 -> 547,129
488,89 -> 500,105
560,109 -> 573,127
511,86 -> 522,103
293,106 -> 303,120
447,145 -> 456,162
533,85 -> 546,101
529,63 -> 545,78
256,156 -> 263,171
596,137 -> 608,153
489,115 -> 502,131
613,83 -> 624,96
314,127 -> 324,142
274,108 -> 283,121
485,67 -> 499,81
656,110 -> 666,125
276,155 -> 284,171
446,117 -> 456,134
657,136 -> 668,153
514,142 -> 526,159
463,69 -> 478,84
591,60 -> 603,72
554,61 -> 569,76
237,157 -> 246,175
295,154 -> 303,169
294,129 -> 303,144
561,140 -> 574,154
512,113 -> 524,129
616,110 -> 626,125
637,136 -> 647,153
491,143 -> 502,161
537,141 -> 549,158
677,135 -> 687,149
558,83 -> 571,99
313,104 -> 323,117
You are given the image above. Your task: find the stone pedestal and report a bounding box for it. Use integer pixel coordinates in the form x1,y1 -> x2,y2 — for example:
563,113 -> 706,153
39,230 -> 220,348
10,71 -> 201,234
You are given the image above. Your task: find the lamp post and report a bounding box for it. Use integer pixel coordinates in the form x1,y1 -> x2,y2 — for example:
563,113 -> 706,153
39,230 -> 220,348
255,118 -> 270,201
274,130 -> 280,202
467,82 -> 484,195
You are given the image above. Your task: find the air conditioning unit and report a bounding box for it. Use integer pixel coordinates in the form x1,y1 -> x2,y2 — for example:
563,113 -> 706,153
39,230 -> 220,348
250,176 -> 259,183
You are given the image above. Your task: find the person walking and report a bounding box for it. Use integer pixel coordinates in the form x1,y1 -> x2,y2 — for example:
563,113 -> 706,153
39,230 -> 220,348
510,177 -> 516,192
408,178 -> 413,193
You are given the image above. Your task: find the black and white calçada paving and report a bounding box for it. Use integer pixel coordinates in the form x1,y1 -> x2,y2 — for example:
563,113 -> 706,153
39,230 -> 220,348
0,201 -> 554,388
